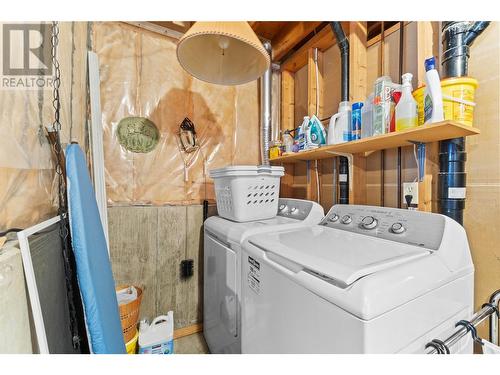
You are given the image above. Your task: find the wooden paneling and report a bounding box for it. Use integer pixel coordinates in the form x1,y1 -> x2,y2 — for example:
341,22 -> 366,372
185,205 -> 204,325
294,65 -> 308,125
280,163 -> 295,198
464,22 -> 500,338
281,70 -> 295,132
319,158 -> 335,210
158,206 -> 187,327
109,205 -> 210,329
415,21 -> 438,212
322,44 -> 341,119
280,70 -> 296,200
307,48 -> 324,118
367,42 -> 381,92
108,206 -> 158,320
305,46 -> 325,203
281,23 -> 346,73
348,22 -> 368,205
349,22 -> 368,104
416,22 -> 434,86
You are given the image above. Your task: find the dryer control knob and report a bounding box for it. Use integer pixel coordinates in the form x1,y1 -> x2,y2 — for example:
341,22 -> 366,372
279,204 -> 287,211
390,222 -> 405,234
328,213 -> 339,222
290,207 -> 297,213
341,215 -> 352,224
361,216 -> 378,230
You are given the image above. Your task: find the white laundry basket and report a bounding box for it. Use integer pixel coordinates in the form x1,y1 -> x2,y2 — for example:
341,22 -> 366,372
210,165 -> 285,222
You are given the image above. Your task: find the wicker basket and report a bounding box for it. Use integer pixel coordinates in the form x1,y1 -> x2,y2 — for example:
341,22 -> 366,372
116,285 -> 143,343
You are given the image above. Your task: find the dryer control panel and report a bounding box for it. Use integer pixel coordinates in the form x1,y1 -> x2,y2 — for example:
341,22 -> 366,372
320,205 -> 446,250
277,198 -> 316,221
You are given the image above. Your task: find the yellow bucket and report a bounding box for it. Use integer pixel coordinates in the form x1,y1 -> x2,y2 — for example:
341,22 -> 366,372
125,330 -> 139,354
413,77 -> 478,126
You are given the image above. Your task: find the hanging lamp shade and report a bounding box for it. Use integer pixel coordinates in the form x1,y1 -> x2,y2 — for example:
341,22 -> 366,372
176,22 -> 270,86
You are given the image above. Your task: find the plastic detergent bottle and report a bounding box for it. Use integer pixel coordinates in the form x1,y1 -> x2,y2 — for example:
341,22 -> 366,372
361,93 -> 374,138
351,102 -> 363,140
138,312 -> 174,354
424,57 -> 444,124
396,73 -> 418,131
297,116 -> 309,151
283,130 -> 294,153
327,101 -> 351,144
372,76 -> 394,135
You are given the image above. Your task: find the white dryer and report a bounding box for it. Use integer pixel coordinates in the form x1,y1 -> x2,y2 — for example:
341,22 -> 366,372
241,204 -> 474,353
203,198 -> 324,354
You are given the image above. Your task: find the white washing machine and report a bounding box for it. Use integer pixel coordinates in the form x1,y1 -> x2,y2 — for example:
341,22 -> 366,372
203,198 -> 324,354
241,204 -> 474,353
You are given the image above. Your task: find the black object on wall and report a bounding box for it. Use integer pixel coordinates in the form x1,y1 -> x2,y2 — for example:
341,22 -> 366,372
181,259 -> 194,279
440,21 -> 490,224
330,22 -> 350,204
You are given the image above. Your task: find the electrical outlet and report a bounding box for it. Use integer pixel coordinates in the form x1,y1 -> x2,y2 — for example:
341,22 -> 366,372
403,182 -> 419,207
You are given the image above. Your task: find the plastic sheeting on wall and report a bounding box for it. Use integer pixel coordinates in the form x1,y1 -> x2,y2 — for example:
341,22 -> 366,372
93,22 -> 260,205
0,22 -> 91,230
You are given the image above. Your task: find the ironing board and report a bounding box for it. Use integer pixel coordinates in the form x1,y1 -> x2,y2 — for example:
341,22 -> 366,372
66,144 -> 126,354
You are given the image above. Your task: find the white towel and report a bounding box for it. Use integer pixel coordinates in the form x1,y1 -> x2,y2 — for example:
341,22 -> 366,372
482,340 -> 500,354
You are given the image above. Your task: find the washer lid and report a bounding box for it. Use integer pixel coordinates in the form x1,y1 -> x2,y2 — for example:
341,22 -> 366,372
248,226 -> 431,286
205,215 -> 299,244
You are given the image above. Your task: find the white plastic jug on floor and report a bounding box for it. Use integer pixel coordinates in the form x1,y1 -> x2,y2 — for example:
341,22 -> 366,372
327,101 -> 351,145
138,311 -> 174,354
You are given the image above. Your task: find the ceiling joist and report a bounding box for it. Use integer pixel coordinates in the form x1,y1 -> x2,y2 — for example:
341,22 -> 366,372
271,21 -> 323,61
281,22 -> 350,73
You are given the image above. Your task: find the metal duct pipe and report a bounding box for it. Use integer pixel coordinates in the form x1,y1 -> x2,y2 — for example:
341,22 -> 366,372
330,22 -> 350,204
260,41 -> 272,165
439,21 -> 489,224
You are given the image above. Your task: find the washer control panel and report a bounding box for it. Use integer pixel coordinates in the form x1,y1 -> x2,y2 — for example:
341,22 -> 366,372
277,198 -> 314,221
320,205 -> 446,250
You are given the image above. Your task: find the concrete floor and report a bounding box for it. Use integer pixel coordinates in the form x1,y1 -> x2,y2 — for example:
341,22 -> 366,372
174,333 -> 209,354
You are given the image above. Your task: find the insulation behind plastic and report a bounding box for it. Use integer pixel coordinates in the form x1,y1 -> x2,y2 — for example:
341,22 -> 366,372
93,22 -> 260,205
0,22 -> 90,230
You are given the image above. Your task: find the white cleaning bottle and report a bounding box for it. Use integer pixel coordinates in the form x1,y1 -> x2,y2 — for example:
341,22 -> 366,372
327,101 -> 351,144
283,131 -> 294,153
396,73 -> 418,131
297,116 -> 309,151
424,57 -> 444,124
138,312 -> 174,354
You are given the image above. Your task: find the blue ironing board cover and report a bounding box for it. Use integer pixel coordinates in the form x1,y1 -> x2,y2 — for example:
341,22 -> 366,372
66,144 -> 126,354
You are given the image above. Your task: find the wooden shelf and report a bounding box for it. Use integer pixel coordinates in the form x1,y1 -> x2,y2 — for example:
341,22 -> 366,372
270,121 -> 480,163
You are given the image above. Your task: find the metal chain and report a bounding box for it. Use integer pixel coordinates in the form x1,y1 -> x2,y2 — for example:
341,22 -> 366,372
51,23 -> 61,133
51,21 -> 82,350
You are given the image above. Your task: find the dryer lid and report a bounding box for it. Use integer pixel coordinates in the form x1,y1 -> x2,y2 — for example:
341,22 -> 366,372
248,226 -> 431,286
